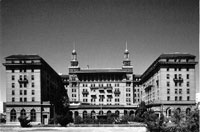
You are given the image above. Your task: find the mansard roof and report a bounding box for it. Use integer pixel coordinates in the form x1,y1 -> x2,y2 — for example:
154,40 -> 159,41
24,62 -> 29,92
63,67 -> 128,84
5,54 -> 41,60
75,68 -> 129,74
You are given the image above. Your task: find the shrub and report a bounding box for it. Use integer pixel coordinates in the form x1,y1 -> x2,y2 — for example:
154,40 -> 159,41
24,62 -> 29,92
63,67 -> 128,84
56,111 -> 73,127
18,116 -> 32,127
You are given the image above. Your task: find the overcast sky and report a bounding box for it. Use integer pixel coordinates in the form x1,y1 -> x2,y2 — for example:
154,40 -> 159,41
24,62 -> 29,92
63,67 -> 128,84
0,0 -> 199,102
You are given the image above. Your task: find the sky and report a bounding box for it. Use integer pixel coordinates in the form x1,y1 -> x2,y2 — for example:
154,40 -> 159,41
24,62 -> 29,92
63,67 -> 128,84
0,0 -> 199,102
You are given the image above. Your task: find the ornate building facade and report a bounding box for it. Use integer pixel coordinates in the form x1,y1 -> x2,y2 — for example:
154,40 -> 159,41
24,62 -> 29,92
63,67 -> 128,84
139,53 -> 197,117
66,48 -> 197,119
3,55 -> 65,125
66,47 -> 137,119
3,49 -> 197,123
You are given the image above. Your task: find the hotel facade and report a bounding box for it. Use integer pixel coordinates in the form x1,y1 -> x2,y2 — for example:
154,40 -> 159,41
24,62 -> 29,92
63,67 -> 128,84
65,48 -> 197,119
3,48 -> 197,123
3,55 -> 65,125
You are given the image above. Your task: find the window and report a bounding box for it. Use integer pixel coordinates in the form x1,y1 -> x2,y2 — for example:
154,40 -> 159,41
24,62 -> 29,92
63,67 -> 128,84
126,88 -> 130,92
24,75 -> 27,80
187,96 -> 190,101
175,89 -> 177,94
31,69 -> 34,72
72,89 -> 76,92
167,82 -> 170,87
174,74 -> 177,79
186,74 -> 189,79
115,98 -> 120,102
24,90 -> 27,95
174,68 -> 177,71
32,90 -> 35,95
186,68 -> 189,71
179,68 -> 181,71
126,93 -> 131,97
20,84 -> 22,88
167,89 -> 170,94
30,109 -> 36,121
10,109 -> 16,122
24,98 -> 27,102
24,83 -> 27,88
20,90 -> 22,95
12,90 -> 15,95
126,98 -> 131,102
12,83 -> 15,88
187,82 -> 190,87
178,74 -> 182,79
12,75 -> 15,80
175,82 -> 178,87
32,97 -> 35,102
179,96 -> 182,101
12,69 -> 15,73
72,94 -> 76,97
167,96 -> 170,101
175,96 -> 178,101
167,68 -> 169,71
179,82 -> 182,87
32,83 -> 34,87
20,97 -> 23,102
166,74 -> 170,79
179,89 -> 182,94
19,75 -> 22,80
187,89 -> 190,94
20,109 -> 26,118
31,75 -> 34,80
12,97 -> 15,102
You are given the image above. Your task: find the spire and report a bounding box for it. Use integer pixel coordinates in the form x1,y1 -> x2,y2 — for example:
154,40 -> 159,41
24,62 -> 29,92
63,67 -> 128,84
72,42 -> 76,55
123,41 -> 131,66
125,40 -> 129,54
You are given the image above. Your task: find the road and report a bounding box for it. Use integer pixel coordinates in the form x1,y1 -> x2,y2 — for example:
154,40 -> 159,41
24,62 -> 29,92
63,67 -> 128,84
0,127 -> 147,132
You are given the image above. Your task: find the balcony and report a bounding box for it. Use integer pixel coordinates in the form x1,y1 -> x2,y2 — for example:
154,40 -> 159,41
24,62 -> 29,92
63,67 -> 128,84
18,79 -> 28,83
82,91 -> 89,95
144,84 -> 153,91
91,95 -> 97,98
114,90 -> 120,94
173,78 -> 183,83
90,86 -> 98,89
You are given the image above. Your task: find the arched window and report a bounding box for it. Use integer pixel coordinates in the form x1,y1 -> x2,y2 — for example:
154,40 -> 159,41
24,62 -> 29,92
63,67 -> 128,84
91,111 -> 95,119
30,109 -> 36,121
176,108 -> 181,113
99,110 -> 103,115
83,111 -> 87,119
20,109 -> 26,118
166,107 -> 171,117
10,109 -> 16,122
75,111 -> 79,117
129,110 -> 134,115
124,110 -> 128,115
186,108 -> 191,115
115,110 -> 120,117
107,110 -> 111,116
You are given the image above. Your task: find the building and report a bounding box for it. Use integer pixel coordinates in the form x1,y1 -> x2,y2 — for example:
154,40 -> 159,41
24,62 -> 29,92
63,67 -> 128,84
2,50 -> 198,124
66,46 -> 137,119
66,49 -> 197,119
3,55 -> 65,125
139,53 -> 197,117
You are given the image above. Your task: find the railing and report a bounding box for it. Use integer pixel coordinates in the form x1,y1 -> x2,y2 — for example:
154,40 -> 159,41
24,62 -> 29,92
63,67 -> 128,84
173,78 -> 183,82
114,90 -> 120,94
144,84 -> 153,91
82,91 -> 89,94
18,79 -> 28,83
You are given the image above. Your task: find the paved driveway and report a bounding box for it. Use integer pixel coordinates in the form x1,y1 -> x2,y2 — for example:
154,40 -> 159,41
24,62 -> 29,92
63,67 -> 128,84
0,127 -> 147,132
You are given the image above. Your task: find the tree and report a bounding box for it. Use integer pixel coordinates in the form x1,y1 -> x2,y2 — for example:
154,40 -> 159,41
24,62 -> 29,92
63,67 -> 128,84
186,109 -> 199,132
18,116 -> 32,127
134,101 -> 147,122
